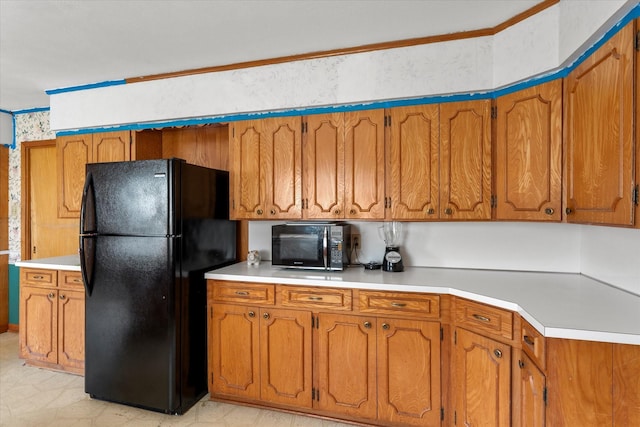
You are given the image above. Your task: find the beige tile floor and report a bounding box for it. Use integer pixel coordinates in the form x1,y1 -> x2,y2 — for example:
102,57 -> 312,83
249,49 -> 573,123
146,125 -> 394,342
0,332 -> 354,427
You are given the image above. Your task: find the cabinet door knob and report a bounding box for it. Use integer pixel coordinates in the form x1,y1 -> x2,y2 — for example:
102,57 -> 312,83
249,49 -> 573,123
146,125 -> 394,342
256,209 -> 264,215
48,292 -> 55,299
382,323 -> 390,330
269,209 -> 276,215
444,208 -> 453,215
263,312 -> 270,320
334,209 -> 340,215
59,294 -> 66,300
349,209 -> 356,215
545,207 -> 555,215
248,311 -> 255,318
427,208 -> 435,215
565,207 -> 573,215
363,321 -> 372,329
494,349 -> 503,358
518,359 -> 525,368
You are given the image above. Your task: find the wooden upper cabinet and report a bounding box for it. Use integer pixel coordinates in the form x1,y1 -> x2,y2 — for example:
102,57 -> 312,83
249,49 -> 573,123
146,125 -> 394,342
387,105 -> 439,220
57,131 -> 131,218
303,113 -> 345,219
344,109 -> 385,219
440,100 -> 492,220
564,22 -> 635,226
230,117 -> 302,219
495,80 -> 563,221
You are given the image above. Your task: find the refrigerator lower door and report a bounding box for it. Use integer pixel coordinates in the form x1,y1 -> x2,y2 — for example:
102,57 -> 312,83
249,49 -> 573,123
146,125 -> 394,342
84,235 -> 206,414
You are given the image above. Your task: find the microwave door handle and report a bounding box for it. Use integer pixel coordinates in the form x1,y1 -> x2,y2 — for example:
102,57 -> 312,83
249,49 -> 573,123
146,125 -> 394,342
323,227 -> 329,269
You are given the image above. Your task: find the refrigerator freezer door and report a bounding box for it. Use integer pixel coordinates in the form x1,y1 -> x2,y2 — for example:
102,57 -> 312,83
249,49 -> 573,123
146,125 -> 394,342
84,234 -> 205,414
84,160 -> 176,236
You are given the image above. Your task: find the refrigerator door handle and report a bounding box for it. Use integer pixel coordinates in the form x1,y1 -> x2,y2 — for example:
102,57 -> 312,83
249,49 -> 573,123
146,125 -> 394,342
80,172 -> 96,296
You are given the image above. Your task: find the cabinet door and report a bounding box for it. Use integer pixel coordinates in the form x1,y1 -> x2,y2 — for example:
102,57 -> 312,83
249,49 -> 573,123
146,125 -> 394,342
19,285 -> 57,364
260,307 -> 312,408
613,344 -> 640,426
316,313 -> 377,420
57,134 -> 92,218
262,117 -> 302,219
516,352 -> 545,427
303,113 -> 345,219
564,22 -> 635,225
93,131 -> 131,163
230,120 -> 266,219
345,109 -> 385,219
453,328 -> 511,427
440,100 -> 492,220
495,80 -> 562,221
378,318 -> 441,426
209,303 -> 260,399
57,288 -> 85,371
387,105 -> 439,220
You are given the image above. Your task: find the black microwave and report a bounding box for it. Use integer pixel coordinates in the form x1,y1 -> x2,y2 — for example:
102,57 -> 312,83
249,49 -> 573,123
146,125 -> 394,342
272,223 -> 351,271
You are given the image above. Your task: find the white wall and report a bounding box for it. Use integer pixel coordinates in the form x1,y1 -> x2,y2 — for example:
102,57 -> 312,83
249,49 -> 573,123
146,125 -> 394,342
0,112 -> 12,146
249,221 -> 581,274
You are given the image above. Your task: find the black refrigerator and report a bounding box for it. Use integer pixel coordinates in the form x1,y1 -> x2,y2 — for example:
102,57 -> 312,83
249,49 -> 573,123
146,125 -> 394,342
80,158 -> 236,414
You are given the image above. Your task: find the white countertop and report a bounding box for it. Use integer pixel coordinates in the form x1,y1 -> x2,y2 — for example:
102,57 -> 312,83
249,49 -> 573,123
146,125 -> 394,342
205,262 -> 640,345
15,255 -> 81,272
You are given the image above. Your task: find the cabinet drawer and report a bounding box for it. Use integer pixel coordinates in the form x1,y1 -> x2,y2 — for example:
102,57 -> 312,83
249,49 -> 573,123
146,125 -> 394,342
359,291 -> 440,318
278,286 -> 352,311
210,281 -> 275,305
59,271 -> 84,289
521,317 -> 545,370
21,268 -> 57,287
455,298 -> 513,341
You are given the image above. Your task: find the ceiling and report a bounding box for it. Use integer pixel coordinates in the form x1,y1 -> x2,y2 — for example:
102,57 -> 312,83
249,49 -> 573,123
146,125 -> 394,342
0,0 -> 545,112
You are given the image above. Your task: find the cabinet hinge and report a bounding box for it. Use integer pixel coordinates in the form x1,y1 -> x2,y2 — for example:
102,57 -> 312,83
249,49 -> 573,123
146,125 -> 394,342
312,387 -> 319,401
454,330 -> 457,345
635,30 -> 640,51
441,407 -> 445,421
491,106 -> 497,119
232,127 -> 235,138
454,410 -> 457,425
384,115 -> 392,127
302,122 -> 307,133
632,184 -> 639,205
440,327 -> 444,341
543,387 -> 548,406
210,307 -> 213,319
311,316 -> 315,328
490,194 -> 497,208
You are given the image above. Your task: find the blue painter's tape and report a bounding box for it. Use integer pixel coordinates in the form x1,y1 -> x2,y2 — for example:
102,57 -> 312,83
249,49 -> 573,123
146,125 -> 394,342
0,108 -> 13,115
45,80 -> 126,95
13,107 -> 50,114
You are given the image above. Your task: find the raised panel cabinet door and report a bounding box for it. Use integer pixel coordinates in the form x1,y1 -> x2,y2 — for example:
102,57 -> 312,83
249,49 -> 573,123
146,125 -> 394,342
92,131 -> 131,163
344,109 -> 385,219
613,344 -> 640,426
495,80 -> 562,221
57,288 -> 85,371
564,22 -> 635,225
453,328 -> 511,427
230,121 -> 265,219
440,100 -> 492,220
303,113 -> 345,219
546,338 -> 613,427
388,105 -> 439,220
19,285 -> 58,364
262,117 -> 302,219
57,134 -> 92,218
259,308 -> 312,408
516,352 -> 546,427
316,313 -> 377,420
377,318 -> 441,426
209,303 -> 260,399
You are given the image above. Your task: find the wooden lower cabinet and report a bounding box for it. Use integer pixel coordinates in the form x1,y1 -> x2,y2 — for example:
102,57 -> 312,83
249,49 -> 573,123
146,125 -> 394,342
209,303 -> 312,408
514,351 -> 546,427
19,269 -> 85,374
452,327 -> 511,427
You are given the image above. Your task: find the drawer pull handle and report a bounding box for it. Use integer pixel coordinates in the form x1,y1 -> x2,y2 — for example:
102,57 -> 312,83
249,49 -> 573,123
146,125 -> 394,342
307,296 -> 323,301
472,314 -> 491,322
391,302 -> 406,308
248,311 -> 255,318
523,335 -> 535,346
363,321 -> 372,329
494,349 -> 503,358
235,291 -> 250,296
33,275 -> 44,280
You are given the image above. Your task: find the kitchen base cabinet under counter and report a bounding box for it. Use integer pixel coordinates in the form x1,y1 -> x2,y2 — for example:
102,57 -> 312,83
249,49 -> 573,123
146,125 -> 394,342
19,268 -> 85,375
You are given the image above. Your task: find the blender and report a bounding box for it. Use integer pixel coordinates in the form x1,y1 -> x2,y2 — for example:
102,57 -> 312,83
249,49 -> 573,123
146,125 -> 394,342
379,221 -> 404,272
